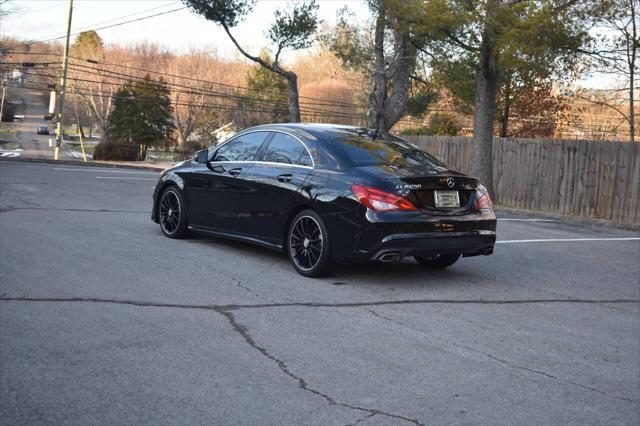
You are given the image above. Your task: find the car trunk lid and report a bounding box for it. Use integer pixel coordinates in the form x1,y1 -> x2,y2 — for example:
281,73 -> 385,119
357,164 -> 479,215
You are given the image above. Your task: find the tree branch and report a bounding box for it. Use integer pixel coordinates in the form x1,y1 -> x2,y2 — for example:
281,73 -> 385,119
443,29 -> 479,52
576,93 -> 631,123
220,21 -> 289,79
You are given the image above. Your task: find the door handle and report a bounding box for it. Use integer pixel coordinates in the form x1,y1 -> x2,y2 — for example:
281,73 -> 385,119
277,173 -> 293,182
228,168 -> 242,176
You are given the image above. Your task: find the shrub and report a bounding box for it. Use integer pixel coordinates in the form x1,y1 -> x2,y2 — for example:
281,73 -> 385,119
427,114 -> 461,136
400,114 -> 461,136
93,140 -> 138,161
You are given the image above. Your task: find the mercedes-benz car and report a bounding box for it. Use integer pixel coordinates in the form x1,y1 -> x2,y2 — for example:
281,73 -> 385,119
152,124 -> 496,277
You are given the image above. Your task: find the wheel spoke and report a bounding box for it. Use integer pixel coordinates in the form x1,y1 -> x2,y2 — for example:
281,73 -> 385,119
289,215 -> 324,272
308,244 -> 321,254
308,248 -> 318,263
160,191 -> 181,234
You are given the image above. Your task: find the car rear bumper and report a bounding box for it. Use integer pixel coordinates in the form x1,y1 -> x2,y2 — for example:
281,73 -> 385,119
325,210 -> 497,263
368,230 -> 496,261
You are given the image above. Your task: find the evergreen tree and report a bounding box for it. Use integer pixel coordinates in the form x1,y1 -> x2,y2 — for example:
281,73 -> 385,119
107,75 -> 175,160
235,50 -> 289,127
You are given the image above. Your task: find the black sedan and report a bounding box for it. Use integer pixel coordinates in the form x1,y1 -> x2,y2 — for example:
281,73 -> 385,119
152,124 -> 496,277
36,126 -> 50,135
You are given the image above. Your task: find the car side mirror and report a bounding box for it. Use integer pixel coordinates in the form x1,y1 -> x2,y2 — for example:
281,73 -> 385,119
194,149 -> 209,163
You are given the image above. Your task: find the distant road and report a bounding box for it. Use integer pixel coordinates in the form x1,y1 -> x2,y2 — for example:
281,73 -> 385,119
8,85 -> 87,160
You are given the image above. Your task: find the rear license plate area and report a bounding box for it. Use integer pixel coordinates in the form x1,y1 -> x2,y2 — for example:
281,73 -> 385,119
434,190 -> 460,208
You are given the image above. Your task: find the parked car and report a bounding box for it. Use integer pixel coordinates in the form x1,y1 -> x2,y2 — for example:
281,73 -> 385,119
36,126 -> 49,135
151,124 -> 496,277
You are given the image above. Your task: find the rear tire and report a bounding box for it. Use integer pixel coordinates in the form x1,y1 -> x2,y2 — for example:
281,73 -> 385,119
415,253 -> 461,269
158,186 -> 189,239
287,210 -> 333,277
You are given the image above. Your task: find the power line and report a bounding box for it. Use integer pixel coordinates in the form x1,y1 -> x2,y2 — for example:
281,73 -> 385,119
25,6 -> 187,46
7,66 -> 636,127
12,68 -> 365,118
14,1 -> 179,44
1,51 -> 362,107
9,76 -> 368,121
64,63 -> 360,110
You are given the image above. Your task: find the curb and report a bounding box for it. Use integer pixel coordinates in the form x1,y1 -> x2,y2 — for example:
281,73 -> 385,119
0,156 -> 171,172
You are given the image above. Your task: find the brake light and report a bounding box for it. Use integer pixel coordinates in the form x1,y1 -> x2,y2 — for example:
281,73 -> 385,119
474,184 -> 493,213
351,184 -> 417,212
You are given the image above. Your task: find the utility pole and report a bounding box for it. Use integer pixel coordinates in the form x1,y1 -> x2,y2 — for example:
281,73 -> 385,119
0,78 -> 6,130
54,0 -> 74,160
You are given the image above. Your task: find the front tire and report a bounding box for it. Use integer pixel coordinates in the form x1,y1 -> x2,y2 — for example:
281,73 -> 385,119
158,186 -> 188,239
414,253 -> 461,269
287,210 -> 333,277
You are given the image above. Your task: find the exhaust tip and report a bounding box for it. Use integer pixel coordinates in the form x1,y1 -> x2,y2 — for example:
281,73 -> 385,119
483,247 -> 494,255
378,253 -> 401,262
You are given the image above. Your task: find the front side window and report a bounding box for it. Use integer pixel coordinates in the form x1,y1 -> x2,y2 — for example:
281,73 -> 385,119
262,133 -> 313,166
214,132 -> 268,162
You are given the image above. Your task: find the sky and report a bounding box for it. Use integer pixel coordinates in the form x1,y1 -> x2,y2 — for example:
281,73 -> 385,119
0,0 -> 618,89
1,0 -> 371,60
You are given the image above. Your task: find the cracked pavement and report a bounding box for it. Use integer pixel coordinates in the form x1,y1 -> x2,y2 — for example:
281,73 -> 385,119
1,161 -> 639,425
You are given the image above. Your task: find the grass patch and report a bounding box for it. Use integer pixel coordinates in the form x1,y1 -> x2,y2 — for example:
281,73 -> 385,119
0,141 -> 20,150
0,128 -> 16,141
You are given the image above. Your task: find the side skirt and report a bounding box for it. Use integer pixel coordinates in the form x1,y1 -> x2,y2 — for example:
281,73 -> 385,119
188,225 -> 284,252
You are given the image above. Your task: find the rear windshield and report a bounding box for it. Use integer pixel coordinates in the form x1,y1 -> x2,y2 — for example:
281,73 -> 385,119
334,132 -> 447,168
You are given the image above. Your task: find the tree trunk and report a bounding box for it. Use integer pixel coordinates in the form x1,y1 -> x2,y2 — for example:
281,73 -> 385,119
631,65 -> 635,143
383,29 -> 413,131
629,0 -> 636,143
470,4 -> 499,197
286,73 -> 301,123
499,76 -> 511,137
367,5 -> 387,131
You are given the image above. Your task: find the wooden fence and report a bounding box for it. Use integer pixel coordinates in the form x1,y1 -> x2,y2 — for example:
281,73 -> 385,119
405,135 -> 640,228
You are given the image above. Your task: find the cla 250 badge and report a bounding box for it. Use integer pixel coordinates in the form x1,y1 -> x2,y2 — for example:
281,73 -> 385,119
396,184 -> 422,190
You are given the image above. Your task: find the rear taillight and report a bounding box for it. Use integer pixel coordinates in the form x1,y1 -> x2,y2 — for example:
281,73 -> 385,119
351,184 -> 417,212
474,184 -> 494,213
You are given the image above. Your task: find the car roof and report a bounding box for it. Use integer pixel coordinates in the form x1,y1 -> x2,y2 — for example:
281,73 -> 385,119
241,123 -> 373,145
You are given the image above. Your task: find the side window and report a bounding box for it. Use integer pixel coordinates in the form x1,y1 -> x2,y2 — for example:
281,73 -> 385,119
262,133 -> 313,166
214,132 -> 268,162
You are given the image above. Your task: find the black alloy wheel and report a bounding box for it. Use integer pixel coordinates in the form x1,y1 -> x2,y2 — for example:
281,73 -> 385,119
287,210 -> 332,277
414,253 -> 461,269
159,187 -> 188,238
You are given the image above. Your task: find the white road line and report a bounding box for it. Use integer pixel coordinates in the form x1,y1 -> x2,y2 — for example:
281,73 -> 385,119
54,167 -> 158,175
497,237 -> 640,244
498,218 -> 554,222
96,176 -> 157,181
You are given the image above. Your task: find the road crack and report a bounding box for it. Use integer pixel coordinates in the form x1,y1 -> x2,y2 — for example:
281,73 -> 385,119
2,296 -> 638,412
367,308 -> 639,405
214,308 -> 424,426
1,296 -> 638,311
346,412 -> 377,426
230,277 -> 266,301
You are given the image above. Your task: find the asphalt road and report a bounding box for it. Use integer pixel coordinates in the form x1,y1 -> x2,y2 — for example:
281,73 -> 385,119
2,86 -> 87,160
1,161 -> 639,425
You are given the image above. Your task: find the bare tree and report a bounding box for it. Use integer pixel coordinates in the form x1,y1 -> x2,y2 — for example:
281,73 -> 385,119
587,0 -> 638,142
165,51 -> 226,147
